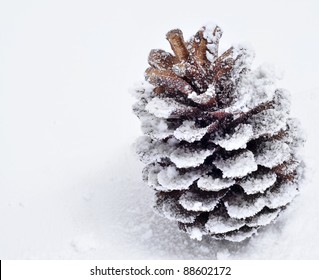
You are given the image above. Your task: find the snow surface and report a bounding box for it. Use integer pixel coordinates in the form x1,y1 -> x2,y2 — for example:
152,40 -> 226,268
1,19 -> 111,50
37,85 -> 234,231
1,0 -> 319,260
214,150 -> 258,178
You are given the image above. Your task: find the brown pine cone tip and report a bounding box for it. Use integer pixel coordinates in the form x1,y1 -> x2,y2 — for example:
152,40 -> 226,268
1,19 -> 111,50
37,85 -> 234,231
133,23 -> 304,242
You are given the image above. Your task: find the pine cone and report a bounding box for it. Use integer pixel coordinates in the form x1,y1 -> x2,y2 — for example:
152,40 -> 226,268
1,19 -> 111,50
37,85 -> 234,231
133,23 -> 304,242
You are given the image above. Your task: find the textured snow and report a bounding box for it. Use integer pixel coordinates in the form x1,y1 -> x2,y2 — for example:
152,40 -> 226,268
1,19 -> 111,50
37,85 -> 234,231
135,136 -> 171,163
179,190 -> 225,212
154,196 -> 198,223
187,227 -> 205,241
170,147 -> 214,168
225,182 -> 299,219
203,23 -> 223,62
214,150 -> 258,178
223,227 -> 258,242
197,176 -> 235,191
145,97 -> 188,118
188,85 -> 216,104
246,209 -> 280,227
138,111 -> 175,139
227,64 -> 278,113
255,140 -> 291,168
225,194 -> 266,219
239,172 -> 277,195
205,214 -> 245,234
156,166 -> 200,191
214,124 -> 254,151
249,89 -> 291,138
174,120 -> 210,142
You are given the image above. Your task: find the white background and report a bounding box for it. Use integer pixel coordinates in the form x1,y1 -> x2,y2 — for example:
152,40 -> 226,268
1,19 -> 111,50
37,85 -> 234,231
0,0 -> 318,259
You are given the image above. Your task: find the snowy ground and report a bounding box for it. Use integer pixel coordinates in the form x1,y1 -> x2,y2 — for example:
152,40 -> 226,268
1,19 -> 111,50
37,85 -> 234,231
1,0 -> 319,259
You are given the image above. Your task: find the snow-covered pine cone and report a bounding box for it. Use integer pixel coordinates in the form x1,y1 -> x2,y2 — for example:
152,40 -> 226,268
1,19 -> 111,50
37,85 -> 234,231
132,23 -> 304,242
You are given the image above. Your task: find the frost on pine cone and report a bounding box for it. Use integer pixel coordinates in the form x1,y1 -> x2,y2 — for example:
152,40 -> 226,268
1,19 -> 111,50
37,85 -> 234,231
132,23 -> 304,242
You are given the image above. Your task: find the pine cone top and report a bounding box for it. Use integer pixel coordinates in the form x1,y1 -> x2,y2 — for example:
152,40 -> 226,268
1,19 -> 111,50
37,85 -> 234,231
133,23 -> 304,242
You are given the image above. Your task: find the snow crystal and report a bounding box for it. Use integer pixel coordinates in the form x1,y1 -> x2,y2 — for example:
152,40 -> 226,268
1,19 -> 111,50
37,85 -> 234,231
154,196 -> 198,223
205,214 -> 245,234
246,209 -> 280,227
238,172 -> 277,195
170,147 -> 214,168
214,150 -> 258,178
255,140 -> 291,168
213,124 -> 253,151
145,97 -> 188,118
179,191 -> 225,212
197,175 -> 235,191
156,165 -> 201,191
174,120 -> 210,142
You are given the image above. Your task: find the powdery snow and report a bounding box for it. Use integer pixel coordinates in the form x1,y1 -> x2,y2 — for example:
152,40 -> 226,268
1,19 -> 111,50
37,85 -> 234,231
255,140 -> 291,168
246,209 -> 280,227
170,147 -> 214,168
238,172 -> 277,195
145,97 -> 188,118
225,182 -> 299,219
156,165 -> 201,191
214,150 -> 258,178
205,214 -> 245,234
197,176 -> 235,191
173,120 -> 210,142
213,124 -> 253,151
223,227 -> 258,242
154,196 -> 198,224
203,23 -> 223,62
179,191 -> 225,212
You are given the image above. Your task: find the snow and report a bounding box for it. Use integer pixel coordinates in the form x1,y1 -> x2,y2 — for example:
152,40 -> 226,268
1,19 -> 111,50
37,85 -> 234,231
170,147 -> 214,168
1,0 -> 319,260
179,190 -> 225,212
145,97 -> 188,118
214,150 -> 258,178
205,214 -> 245,234
223,227 -> 258,242
227,64 -> 279,114
173,120 -> 210,142
213,124 -> 254,151
248,90 -> 291,138
188,85 -> 216,104
197,176 -> 235,191
155,165 -> 201,191
239,172 -> 277,195
154,196 -> 199,223
203,23 -> 223,62
246,209 -> 280,227
224,182 -> 299,219
255,140 -> 291,168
